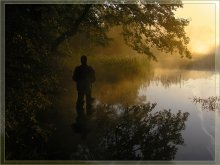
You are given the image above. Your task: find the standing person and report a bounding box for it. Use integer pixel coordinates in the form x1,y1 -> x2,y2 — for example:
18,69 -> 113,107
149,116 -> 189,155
73,55 -> 96,116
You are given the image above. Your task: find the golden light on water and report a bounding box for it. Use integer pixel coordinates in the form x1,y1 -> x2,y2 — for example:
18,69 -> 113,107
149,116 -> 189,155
175,1 -> 218,55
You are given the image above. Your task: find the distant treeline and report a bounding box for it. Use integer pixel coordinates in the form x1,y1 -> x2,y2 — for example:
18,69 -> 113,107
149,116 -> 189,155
185,53 -> 215,71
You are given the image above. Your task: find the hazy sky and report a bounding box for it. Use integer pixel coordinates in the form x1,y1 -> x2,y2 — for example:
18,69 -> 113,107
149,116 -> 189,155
175,2 -> 218,55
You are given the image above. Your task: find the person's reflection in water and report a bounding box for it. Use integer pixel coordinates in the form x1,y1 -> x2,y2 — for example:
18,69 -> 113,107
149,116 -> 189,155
72,115 -> 88,139
73,55 -> 96,116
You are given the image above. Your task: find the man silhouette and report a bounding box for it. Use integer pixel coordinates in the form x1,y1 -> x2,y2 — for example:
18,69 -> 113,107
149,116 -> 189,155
73,55 -> 96,116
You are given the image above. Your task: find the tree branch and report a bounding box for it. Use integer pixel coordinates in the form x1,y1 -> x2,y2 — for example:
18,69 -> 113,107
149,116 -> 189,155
51,4 -> 92,51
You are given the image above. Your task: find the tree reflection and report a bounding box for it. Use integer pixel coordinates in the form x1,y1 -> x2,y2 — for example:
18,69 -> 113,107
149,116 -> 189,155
192,96 -> 220,111
71,103 -> 189,160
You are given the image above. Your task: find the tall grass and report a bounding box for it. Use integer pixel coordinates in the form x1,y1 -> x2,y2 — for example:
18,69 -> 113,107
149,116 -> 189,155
97,55 -> 151,83
64,54 -> 153,83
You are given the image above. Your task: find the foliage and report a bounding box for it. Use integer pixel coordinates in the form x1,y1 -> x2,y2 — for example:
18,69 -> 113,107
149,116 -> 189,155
5,5 -> 60,159
71,103 -> 190,160
52,2 -> 191,59
5,3 -> 191,60
192,96 -> 220,111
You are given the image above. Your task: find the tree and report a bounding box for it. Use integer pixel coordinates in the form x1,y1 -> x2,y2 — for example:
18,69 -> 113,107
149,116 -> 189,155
6,2 -> 191,60
50,2 -> 191,60
5,5 -> 60,159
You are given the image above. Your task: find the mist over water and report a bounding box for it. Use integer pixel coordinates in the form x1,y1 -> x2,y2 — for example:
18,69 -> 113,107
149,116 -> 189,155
53,33 -> 218,160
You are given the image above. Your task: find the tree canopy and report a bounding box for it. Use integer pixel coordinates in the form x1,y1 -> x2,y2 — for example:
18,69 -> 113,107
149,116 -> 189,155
51,2 -> 191,60
7,2 -> 191,60
57,2 -> 191,60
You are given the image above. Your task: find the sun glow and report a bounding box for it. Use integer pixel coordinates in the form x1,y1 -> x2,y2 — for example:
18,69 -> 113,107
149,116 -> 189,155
175,1 -> 217,55
190,41 -> 213,55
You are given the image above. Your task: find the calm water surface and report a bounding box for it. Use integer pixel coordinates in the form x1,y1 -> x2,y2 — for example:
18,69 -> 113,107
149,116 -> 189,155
93,69 -> 217,160
53,68 -> 218,160
137,69 -> 217,160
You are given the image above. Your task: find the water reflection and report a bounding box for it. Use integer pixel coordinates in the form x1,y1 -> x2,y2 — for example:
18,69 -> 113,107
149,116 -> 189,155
138,70 -> 216,160
192,96 -> 220,111
71,103 -> 189,160
66,68 -> 215,160
148,69 -> 215,88
94,69 -> 215,105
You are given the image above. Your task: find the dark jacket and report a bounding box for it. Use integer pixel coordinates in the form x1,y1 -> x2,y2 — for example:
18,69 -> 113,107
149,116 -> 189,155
73,64 -> 96,91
